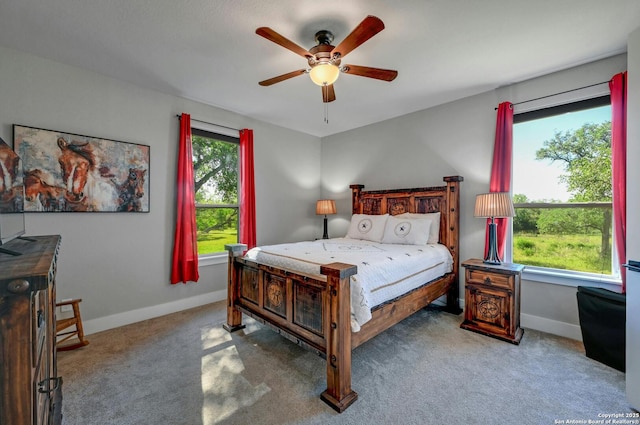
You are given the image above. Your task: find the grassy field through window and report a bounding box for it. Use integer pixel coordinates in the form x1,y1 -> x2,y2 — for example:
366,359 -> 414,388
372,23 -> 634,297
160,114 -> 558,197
197,229 -> 238,255
513,233 -> 611,274
512,102 -> 612,276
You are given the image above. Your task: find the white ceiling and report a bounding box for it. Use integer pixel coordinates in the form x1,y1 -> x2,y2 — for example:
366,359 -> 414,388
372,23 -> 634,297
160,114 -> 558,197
0,0 -> 638,137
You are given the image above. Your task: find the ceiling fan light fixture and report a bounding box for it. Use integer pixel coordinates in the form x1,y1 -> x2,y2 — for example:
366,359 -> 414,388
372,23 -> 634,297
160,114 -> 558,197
309,63 -> 340,86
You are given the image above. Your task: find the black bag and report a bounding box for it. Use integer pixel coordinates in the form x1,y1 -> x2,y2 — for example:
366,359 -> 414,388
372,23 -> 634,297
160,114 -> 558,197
577,286 -> 626,372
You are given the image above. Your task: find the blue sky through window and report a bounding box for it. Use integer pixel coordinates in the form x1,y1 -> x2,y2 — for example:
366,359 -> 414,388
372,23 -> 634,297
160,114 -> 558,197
513,105 -> 611,202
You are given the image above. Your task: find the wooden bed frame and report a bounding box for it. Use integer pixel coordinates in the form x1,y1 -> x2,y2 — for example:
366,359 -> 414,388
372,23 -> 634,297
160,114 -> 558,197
223,175 -> 463,412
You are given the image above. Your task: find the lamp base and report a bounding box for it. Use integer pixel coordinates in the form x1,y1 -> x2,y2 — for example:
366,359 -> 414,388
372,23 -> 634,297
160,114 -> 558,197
322,216 -> 329,239
484,221 -> 502,265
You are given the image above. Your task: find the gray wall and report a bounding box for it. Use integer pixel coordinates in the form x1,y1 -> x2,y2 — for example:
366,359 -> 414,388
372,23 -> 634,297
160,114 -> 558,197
0,45 -> 322,333
321,54 -> 629,339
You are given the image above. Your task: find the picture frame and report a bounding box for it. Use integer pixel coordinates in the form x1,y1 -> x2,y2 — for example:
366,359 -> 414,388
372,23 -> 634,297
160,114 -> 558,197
13,125 -> 150,212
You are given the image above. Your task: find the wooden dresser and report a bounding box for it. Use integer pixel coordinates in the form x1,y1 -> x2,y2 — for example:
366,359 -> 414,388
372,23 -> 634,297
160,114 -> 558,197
0,235 -> 62,425
460,258 -> 524,344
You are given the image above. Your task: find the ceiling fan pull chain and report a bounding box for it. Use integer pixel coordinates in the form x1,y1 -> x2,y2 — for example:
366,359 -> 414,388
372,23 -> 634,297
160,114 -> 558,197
323,85 -> 329,123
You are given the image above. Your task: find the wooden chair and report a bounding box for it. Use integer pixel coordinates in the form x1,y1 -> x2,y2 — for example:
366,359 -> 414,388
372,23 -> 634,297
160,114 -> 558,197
55,299 -> 89,351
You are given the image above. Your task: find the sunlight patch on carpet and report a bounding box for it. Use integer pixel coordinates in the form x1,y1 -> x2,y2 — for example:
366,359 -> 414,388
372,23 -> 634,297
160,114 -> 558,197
201,345 -> 270,424
200,325 -> 232,350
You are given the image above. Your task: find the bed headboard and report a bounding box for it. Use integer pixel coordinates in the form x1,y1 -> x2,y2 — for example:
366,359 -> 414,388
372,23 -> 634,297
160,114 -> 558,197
350,176 -> 463,270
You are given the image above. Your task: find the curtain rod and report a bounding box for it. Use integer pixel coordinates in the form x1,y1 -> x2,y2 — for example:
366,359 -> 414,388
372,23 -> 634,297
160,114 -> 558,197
175,114 -> 240,132
495,80 -> 611,110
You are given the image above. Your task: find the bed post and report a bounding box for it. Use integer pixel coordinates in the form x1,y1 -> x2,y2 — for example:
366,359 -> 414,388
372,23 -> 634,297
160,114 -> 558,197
320,262 -> 358,413
223,243 -> 247,332
350,184 -> 364,214
443,176 -> 464,315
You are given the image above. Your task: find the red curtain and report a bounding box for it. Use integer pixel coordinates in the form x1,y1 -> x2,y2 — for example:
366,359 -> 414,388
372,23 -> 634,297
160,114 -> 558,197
610,72 -> 627,293
486,102 -> 514,259
240,129 -> 256,250
170,113 -> 199,284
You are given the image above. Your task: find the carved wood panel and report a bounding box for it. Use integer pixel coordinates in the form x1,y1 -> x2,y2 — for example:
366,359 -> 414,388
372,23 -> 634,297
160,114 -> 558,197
415,196 -> 442,213
466,285 -> 510,336
387,197 -> 410,215
239,267 -> 259,305
293,282 -> 324,336
361,198 -> 382,215
264,273 -> 287,318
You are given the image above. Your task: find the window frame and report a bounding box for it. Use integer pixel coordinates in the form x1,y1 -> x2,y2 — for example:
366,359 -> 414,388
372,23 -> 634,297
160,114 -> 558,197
190,124 -> 240,261
510,95 -> 621,291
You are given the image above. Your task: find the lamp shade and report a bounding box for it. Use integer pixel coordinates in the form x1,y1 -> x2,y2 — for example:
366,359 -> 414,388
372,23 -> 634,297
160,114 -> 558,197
309,63 -> 340,86
316,199 -> 337,215
474,192 -> 515,218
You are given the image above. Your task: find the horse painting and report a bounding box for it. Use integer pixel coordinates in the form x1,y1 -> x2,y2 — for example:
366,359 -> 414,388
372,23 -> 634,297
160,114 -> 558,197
112,168 -> 146,212
57,137 -> 118,211
14,125 -> 149,212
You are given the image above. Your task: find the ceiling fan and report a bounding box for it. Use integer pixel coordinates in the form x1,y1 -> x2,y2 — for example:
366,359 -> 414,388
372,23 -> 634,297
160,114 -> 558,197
256,15 -> 398,103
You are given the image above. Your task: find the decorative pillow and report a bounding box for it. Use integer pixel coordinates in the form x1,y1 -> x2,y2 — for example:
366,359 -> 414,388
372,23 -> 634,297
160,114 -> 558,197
381,215 -> 432,245
346,214 -> 389,242
398,212 -> 441,244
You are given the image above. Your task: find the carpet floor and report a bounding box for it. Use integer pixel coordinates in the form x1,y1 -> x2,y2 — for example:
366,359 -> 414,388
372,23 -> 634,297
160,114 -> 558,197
58,301 -> 632,424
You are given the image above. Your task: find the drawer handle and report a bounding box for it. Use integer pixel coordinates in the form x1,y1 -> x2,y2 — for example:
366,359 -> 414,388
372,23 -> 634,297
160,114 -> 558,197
38,377 -> 62,394
7,279 -> 30,294
484,277 -> 492,285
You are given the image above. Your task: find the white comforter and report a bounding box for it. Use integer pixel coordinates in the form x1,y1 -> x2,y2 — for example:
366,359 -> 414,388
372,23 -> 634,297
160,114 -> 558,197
244,238 -> 453,332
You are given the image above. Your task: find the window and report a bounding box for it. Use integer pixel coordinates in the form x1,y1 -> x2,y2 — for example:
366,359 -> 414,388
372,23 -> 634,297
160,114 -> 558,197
191,128 -> 239,256
512,96 -> 616,279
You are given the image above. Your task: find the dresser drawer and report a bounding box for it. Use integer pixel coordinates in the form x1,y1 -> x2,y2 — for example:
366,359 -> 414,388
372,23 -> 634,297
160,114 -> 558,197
466,269 -> 512,289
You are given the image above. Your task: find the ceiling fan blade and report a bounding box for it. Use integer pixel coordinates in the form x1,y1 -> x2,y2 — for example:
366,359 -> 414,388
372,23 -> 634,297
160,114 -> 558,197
342,65 -> 398,81
331,16 -> 385,59
258,69 -> 306,86
322,84 -> 336,103
256,27 -> 314,59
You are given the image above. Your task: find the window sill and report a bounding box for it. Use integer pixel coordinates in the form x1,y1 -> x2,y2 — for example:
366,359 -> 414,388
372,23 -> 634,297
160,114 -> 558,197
198,253 -> 228,267
521,266 -> 622,292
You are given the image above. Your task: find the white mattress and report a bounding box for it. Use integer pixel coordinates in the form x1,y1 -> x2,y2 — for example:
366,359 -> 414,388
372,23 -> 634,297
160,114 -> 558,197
244,238 -> 453,332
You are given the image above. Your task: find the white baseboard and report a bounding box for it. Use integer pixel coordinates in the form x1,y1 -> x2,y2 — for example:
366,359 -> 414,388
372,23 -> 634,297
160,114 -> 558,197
82,289 -> 227,335
521,313 -> 583,341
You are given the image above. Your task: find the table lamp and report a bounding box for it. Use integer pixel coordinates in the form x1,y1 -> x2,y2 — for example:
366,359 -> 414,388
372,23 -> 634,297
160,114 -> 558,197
474,192 -> 515,264
316,199 -> 336,239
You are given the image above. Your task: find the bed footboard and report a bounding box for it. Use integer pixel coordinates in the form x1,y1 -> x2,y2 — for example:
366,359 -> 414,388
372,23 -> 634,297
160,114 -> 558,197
224,243 -> 359,412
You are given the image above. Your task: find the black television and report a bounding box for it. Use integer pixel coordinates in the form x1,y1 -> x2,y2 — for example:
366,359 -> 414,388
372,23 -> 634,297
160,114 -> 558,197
0,136 -> 26,255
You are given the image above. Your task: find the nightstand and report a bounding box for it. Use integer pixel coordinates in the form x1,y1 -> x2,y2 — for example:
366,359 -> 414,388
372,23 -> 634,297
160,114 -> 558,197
460,259 -> 525,344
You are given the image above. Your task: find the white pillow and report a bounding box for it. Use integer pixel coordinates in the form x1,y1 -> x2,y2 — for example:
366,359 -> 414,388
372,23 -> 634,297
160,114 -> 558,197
398,212 -> 441,244
346,214 -> 389,242
381,216 -> 432,245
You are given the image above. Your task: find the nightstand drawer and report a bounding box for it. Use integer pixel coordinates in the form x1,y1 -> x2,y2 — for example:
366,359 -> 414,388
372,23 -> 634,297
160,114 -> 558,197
466,269 -> 512,289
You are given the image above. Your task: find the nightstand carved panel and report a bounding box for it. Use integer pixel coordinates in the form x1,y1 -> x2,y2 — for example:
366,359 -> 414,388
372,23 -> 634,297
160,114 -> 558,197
461,259 -> 524,344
